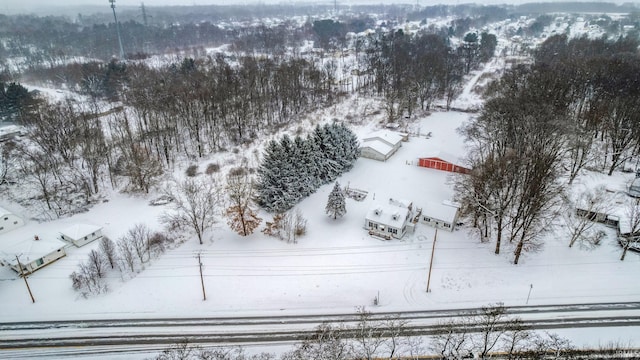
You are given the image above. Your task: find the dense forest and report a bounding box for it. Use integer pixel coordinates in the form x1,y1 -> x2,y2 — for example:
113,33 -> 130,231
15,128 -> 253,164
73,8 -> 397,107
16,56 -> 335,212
457,34 -> 640,264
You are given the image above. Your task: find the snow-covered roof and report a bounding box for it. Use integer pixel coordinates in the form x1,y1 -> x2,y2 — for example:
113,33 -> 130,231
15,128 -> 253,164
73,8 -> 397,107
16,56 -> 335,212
0,237 -> 66,266
389,198 -> 412,209
420,151 -> 467,167
421,201 -> 459,224
0,125 -> 24,138
360,139 -> 395,156
60,224 -> 102,240
0,206 -> 12,216
362,130 -> 404,147
365,204 -> 409,229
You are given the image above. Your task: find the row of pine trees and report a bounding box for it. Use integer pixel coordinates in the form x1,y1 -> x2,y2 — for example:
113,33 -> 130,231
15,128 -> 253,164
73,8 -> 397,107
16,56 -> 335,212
257,123 -> 360,212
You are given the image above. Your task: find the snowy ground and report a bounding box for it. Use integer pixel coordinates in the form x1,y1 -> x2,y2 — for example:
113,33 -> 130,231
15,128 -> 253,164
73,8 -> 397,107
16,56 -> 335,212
2,23 -> 640,352
0,108 -> 638,350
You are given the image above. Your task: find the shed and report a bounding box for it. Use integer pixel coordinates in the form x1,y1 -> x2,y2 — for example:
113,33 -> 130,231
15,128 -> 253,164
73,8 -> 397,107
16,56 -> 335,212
0,237 -> 67,274
364,202 -> 411,239
360,130 -> 403,161
60,224 -> 103,247
420,201 -> 460,232
418,151 -> 470,174
0,206 -> 25,235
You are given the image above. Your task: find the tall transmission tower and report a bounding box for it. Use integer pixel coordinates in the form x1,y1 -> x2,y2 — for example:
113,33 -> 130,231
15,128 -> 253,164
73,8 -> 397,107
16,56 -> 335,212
140,2 -> 149,26
109,0 -> 125,59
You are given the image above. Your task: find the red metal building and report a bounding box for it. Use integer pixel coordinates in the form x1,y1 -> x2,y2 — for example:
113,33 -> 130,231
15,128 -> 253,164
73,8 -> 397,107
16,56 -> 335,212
418,154 -> 470,174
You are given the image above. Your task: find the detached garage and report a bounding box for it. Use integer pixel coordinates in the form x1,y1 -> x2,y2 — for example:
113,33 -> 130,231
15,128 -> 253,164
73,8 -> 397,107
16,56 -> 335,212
418,151 -> 470,174
0,206 -> 25,235
60,224 -> 104,247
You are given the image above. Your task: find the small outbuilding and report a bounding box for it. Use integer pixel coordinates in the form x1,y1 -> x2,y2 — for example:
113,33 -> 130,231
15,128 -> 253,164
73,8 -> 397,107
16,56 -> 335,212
60,224 -> 104,247
0,206 -> 25,235
418,151 -> 470,174
0,236 -> 67,274
420,200 -> 460,232
364,200 -> 412,239
360,130 -> 404,161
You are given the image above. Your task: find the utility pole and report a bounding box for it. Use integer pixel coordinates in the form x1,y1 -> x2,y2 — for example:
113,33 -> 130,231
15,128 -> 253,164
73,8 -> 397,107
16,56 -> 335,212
426,228 -> 437,293
16,256 -> 35,303
109,0 -> 125,59
197,253 -> 206,301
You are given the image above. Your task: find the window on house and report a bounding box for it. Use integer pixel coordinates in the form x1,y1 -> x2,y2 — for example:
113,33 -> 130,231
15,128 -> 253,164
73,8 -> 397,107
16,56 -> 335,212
84,236 -> 88,240
36,258 -> 44,266
423,216 -> 431,222
13,221 -> 17,224
3,217 -> 7,221
92,232 -> 95,236
444,223 -> 451,228
0,227 -> 4,231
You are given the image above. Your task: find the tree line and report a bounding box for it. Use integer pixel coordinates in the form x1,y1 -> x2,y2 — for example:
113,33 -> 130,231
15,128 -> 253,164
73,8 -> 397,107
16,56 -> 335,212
457,34 -> 640,264
150,304 -> 628,360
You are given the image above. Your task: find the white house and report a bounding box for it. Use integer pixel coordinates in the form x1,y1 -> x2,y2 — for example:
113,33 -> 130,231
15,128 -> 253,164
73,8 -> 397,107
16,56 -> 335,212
0,206 -> 25,235
0,236 -> 67,274
60,224 -> 104,247
420,200 -> 460,232
359,130 -> 404,161
364,200 -> 412,239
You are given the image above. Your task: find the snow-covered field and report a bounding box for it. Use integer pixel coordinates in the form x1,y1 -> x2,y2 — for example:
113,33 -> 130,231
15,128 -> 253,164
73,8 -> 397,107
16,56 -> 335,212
0,106 -> 638,348
1,13 -> 640,357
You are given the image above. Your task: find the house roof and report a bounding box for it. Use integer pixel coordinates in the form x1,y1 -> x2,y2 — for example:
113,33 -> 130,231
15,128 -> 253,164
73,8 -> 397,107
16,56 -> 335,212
365,203 -> 409,229
421,201 -> 459,224
0,237 -> 66,266
60,224 -> 103,240
0,206 -> 12,217
362,130 -> 404,147
360,140 -> 395,157
420,151 -> 468,168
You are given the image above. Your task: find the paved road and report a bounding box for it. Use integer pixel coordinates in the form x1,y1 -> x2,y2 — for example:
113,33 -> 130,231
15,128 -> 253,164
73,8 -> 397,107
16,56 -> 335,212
2,302 -> 640,358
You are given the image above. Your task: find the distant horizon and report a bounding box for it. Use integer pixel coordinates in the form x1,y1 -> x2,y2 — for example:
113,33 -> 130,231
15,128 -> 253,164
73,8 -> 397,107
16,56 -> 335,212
0,0 -> 638,12
3,0 -> 634,16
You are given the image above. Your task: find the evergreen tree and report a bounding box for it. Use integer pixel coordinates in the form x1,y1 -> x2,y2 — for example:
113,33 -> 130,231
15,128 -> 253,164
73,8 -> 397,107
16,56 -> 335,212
312,124 -> 341,183
256,140 -> 288,212
293,135 -> 317,198
325,182 -> 346,220
257,125 -> 359,213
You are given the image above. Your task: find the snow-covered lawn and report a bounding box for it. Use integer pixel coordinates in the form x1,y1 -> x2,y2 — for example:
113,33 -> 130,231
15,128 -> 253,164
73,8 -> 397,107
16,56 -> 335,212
0,109 -> 638,351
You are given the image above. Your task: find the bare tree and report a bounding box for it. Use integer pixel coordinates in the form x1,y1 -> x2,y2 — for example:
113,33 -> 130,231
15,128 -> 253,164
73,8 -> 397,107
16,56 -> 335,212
225,174 -> 262,236
162,177 -> 222,245
351,306 -> 386,360
473,303 -> 508,359
430,318 -> 472,360
126,223 -> 151,263
282,323 -> 351,360
501,318 -> 532,360
87,249 -> 107,278
563,187 -> 610,249
117,236 -> 136,273
99,237 -> 117,269
281,209 -> 307,244
620,198 -> 640,261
